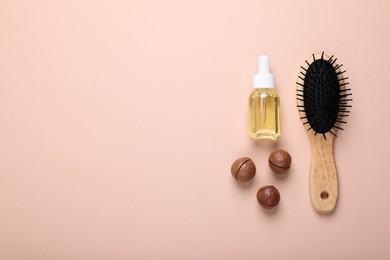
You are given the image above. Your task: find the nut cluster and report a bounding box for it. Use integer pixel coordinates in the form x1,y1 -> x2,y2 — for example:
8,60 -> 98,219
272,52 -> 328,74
231,149 -> 292,211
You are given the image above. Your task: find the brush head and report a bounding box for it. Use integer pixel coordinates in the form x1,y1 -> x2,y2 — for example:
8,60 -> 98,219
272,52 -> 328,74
297,53 -> 352,139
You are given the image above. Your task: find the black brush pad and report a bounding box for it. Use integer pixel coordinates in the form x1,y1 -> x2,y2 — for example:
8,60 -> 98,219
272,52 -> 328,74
303,59 -> 340,134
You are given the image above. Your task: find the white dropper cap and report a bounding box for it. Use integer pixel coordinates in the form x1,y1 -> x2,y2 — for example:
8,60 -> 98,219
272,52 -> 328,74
253,55 -> 275,89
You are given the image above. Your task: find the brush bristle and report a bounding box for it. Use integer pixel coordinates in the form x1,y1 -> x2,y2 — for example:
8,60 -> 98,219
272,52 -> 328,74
296,52 -> 352,138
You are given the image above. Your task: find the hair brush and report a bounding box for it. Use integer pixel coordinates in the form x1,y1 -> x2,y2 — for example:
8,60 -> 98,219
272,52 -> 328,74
296,52 -> 352,213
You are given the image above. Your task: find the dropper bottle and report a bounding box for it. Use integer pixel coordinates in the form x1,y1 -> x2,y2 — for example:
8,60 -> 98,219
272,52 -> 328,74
249,55 -> 280,140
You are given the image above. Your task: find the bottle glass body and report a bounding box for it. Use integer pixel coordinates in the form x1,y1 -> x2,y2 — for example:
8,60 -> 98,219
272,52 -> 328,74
249,88 -> 280,140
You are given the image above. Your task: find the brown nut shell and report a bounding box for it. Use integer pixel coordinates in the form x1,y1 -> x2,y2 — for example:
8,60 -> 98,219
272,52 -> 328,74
231,157 -> 256,182
257,185 -> 280,209
268,149 -> 292,174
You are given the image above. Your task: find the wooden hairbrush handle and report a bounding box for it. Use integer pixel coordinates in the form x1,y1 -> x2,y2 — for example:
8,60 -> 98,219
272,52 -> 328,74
309,134 -> 338,213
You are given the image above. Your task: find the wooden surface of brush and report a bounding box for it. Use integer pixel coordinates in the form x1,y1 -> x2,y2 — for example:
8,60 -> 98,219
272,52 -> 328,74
296,52 -> 352,213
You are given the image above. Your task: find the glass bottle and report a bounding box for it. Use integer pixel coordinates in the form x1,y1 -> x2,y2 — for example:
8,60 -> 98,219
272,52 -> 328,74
249,55 -> 280,140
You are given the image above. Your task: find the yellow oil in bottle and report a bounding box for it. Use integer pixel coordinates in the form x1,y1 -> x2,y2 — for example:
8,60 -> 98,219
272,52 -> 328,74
249,55 -> 280,141
249,88 -> 280,140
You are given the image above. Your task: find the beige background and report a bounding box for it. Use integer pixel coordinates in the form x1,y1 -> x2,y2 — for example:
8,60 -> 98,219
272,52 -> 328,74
1,0 -> 390,259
